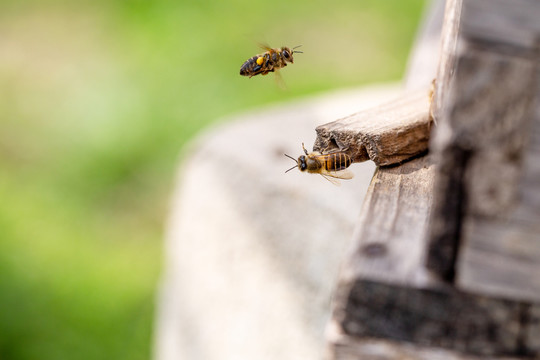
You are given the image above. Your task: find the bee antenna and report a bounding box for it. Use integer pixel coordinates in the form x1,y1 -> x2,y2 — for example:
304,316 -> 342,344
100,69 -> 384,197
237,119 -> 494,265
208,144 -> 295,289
293,45 -> 303,49
284,153 -> 297,162
293,50 -> 303,54
284,153 -> 298,173
285,165 -> 297,173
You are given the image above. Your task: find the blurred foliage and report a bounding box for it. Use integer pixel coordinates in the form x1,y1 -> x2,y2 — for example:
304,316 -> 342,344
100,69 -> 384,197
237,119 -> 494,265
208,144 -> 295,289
0,0 -> 426,359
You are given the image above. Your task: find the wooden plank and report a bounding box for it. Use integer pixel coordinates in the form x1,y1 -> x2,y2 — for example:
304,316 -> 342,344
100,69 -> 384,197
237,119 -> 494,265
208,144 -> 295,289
526,304 -> 540,354
424,0 -> 464,280
426,0 -> 540,301
329,154 -> 540,357
327,1 -> 540,357
326,321 -> 526,360
312,91 -> 432,167
461,0 -> 540,51
430,0 -> 462,124
456,65 -> 540,302
332,280 -> 532,357
339,155 -> 435,286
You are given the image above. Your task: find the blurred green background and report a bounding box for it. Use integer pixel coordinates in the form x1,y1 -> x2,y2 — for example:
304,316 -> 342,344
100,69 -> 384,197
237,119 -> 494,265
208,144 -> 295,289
0,0 -> 426,359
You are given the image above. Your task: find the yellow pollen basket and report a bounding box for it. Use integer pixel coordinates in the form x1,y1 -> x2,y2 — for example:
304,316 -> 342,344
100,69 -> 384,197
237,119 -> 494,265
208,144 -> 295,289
256,56 -> 264,66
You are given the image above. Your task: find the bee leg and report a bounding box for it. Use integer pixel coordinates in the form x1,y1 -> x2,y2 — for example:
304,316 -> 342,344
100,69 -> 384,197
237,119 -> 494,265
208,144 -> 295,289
263,53 -> 272,67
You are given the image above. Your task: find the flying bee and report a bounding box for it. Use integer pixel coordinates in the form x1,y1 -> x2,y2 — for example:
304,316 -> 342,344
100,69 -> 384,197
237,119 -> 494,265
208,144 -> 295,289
284,143 -> 354,185
240,45 -> 302,78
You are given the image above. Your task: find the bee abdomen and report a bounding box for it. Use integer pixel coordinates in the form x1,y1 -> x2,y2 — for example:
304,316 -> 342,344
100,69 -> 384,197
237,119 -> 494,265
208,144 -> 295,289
325,153 -> 352,172
240,56 -> 262,76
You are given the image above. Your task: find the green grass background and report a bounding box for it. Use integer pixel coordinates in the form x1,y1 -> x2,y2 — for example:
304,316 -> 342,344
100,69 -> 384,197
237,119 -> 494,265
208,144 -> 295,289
0,0 -> 426,359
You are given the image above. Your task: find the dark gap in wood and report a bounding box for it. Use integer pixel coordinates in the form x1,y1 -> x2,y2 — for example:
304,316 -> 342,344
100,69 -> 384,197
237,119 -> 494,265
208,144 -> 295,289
328,137 -> 340,152
516,303 -> 532,357
466,37 -> 540,60
426,146 -> 472,282
337,279 -> 534,357
378,149 -> 430,169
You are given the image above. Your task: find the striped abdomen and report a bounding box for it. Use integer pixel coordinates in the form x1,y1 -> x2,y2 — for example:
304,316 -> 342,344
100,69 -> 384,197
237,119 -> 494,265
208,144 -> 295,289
240,55 -> 262,77
321,152 -> 352,172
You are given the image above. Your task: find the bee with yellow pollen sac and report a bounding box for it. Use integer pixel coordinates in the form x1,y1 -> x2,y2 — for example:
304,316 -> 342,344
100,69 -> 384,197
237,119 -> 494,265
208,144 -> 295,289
240,45 -> 302,78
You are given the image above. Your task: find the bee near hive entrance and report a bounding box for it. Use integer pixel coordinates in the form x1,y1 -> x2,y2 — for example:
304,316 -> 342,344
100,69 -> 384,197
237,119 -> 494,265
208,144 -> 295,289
284,143 -> 353,186
239,45 -> 302,78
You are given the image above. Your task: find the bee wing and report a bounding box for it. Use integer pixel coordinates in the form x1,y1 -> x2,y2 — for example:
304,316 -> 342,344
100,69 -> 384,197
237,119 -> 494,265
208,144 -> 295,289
258,42 -> 273,51
319,169 -> 354,186
274,69 -> 287,90
320,173 -> 342,186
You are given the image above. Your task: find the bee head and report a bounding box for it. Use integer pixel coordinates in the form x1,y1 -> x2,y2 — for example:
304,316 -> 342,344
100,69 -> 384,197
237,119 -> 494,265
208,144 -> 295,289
281,47 -> 294,64
283,45 -> 303,64
298,155 -> 307,171
284,153 -> 306,173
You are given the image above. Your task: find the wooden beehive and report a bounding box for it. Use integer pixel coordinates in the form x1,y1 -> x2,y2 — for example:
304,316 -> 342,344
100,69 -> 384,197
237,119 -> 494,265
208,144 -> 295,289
322,0 -> 540,358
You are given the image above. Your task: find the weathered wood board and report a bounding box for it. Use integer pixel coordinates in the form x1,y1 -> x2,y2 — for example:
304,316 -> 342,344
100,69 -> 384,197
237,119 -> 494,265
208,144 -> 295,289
425,0 -> 465,280
456,66 -> 540,302
329,154 -> 540,357
333,280 -> 532,357
327,321 -> 527,360
339,156 -> 435,287
426,0 -> 540,302
313,90 -> 432,167
430,0 -> 461,124
327,0 -> 540,358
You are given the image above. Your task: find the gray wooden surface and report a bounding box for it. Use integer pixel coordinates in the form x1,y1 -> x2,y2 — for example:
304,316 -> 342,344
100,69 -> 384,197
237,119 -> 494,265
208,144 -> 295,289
329,154 -> 540,357
425,0 -> 464,279
426,0 -> 540,302
313,90 -> 432,166
327,0 -> 540,358
430,0 -> 461,124
333,280 -> 529,357
327,321 -> 526,360
339,155 -> 435,287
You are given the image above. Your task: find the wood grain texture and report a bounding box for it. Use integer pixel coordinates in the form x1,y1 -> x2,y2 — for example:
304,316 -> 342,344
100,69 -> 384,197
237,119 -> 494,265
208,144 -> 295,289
424,0 -> 464,279
332,280 -> 531,357
328,0 -> 540,358
430,0 -> 462,124
461,0 -> 540,52
329,154 -> 540,357
456,64 -> 540,302
426,0 -> 540,302
340,155 -> 435,287
312,90 -> 432,167
326,321 -> 527,360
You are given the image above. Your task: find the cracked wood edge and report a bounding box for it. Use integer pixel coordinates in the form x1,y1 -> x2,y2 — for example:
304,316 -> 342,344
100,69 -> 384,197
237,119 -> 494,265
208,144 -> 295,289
312,90 -> 432,167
